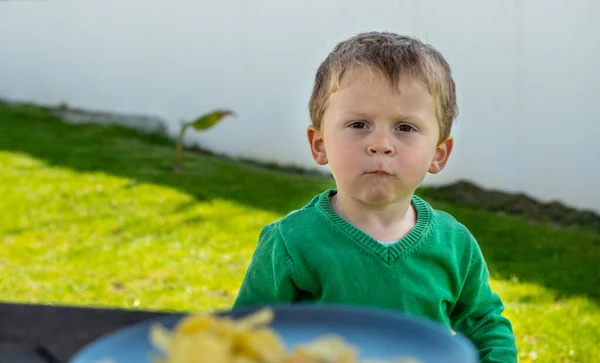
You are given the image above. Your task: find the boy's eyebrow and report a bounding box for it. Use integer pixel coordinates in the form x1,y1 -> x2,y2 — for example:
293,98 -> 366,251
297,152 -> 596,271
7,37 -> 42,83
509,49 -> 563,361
341,110 -> 426,123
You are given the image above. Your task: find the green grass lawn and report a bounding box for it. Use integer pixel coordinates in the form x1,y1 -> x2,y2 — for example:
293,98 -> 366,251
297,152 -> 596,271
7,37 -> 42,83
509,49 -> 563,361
1,103 -> 599,362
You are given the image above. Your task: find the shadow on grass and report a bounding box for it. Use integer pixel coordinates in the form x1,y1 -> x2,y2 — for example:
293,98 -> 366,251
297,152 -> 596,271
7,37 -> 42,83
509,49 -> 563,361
1,103 -> 598,306
0,104 -> 334,217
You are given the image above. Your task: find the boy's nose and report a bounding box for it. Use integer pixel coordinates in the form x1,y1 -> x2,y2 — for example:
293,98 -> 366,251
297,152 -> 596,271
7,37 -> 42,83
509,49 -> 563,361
367,134 -> 395,156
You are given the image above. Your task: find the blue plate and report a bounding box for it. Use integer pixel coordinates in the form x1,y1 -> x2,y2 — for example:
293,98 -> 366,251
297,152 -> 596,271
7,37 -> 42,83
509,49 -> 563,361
69,304 -> 478,363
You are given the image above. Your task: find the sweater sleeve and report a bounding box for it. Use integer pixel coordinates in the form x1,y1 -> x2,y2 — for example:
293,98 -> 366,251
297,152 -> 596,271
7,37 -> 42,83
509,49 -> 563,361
232,223 -> 299,309
450,239 -> 518,363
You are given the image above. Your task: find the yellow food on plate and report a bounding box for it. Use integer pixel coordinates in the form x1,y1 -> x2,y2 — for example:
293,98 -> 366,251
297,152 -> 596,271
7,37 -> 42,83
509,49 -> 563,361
148,307 -> 421,363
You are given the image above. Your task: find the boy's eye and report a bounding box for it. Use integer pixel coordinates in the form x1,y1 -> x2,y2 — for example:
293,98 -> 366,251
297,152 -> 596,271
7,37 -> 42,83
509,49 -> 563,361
349,121 -> 367,129
397,124 -> 414,132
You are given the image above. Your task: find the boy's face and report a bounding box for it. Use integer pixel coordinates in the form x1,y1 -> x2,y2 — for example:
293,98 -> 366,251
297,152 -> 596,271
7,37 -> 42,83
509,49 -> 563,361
308,66 -> 453,206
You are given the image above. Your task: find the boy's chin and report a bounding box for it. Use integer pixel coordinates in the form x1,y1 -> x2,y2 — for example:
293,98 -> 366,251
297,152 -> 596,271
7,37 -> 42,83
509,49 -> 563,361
353,185 -> 412,206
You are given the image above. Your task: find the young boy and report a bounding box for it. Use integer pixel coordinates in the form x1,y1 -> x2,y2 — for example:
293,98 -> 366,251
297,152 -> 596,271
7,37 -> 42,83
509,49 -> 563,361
233,31 -> 517,362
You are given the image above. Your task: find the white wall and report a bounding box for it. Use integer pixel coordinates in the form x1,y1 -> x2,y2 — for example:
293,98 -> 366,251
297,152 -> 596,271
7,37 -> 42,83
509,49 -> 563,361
1,0 -> 599,213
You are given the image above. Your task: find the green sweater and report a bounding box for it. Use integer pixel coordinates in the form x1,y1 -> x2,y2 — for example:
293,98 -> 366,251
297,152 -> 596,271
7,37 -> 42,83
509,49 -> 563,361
233,190 -> 517,362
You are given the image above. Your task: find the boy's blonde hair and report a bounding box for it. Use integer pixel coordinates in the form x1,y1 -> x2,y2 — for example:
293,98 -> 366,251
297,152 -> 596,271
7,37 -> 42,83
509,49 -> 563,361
309,32 -> 458,143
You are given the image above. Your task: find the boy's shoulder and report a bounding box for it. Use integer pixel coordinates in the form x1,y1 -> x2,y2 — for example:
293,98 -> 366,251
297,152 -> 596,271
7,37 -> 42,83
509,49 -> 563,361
414,194 -> 480,252
280,191 -> 326,225
414,194 -> 470,230
260,190 -> 330,242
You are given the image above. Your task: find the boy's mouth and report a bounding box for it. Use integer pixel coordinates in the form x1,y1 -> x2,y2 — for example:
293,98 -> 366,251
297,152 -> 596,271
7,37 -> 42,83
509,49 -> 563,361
364,169 -> 394,176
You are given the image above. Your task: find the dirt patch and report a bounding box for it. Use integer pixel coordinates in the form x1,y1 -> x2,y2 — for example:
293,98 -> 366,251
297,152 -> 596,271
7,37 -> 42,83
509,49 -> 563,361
426,180 -> 600,229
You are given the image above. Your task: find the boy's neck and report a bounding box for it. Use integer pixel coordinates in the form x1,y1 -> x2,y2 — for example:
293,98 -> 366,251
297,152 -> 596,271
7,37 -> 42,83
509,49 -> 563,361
330,191 -> 417,242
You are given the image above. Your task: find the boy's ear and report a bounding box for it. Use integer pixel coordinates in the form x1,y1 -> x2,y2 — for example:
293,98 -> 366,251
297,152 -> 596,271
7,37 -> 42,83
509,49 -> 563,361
429,136 -> 454,174
307,125 -> 328,165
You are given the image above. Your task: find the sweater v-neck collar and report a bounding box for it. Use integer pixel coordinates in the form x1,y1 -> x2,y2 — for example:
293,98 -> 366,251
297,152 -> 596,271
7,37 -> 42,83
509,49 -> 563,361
316,189 -> 432,265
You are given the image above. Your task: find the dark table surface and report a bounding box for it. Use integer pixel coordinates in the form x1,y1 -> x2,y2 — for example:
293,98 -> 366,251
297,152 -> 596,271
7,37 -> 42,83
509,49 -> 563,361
0,302 -> 178,363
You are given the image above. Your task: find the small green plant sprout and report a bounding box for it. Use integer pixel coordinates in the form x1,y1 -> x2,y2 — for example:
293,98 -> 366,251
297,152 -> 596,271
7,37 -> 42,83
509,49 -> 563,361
173,109 -> 235,171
